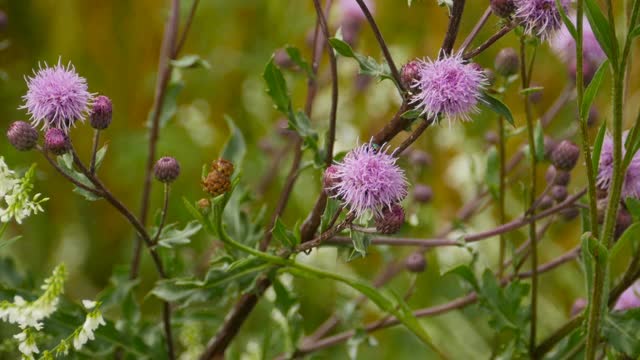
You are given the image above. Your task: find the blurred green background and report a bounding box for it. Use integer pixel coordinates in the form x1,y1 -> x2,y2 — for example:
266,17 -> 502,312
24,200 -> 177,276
1,0 -> 638,358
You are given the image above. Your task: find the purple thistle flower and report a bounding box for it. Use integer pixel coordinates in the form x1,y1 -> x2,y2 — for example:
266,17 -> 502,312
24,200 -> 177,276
330,143 -> 407,218
597,132 -> 640,199
551,14 -> 606,66
614,281 -> 640,311
338,0 -> 374,23
410,54 -> 487,123
514,0 -> 569,40
20,60 -> 94,132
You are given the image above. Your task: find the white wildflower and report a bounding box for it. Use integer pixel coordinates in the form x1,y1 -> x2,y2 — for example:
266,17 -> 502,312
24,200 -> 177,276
73,309 -> 105,350
82,299 -> 97,310
0,158 -> 48,224
14,329 -> 39,357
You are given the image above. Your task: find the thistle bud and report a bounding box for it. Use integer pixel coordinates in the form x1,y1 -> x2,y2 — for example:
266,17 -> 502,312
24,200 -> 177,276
405,252 -> 427,273
197,198 -> 211,211
7,121 -> 38,151
494,48 -> 519,77
551,140 -> 580,170
551,185 -> 568,202
202,159 -> 234,197
560,207 -> 580,221
543,136 -> 558,161
400,60 -> 421,91
408,150 -> 432,167
374,204 -> 405,234
274,48 -> 294,69
323,165 -> 341,197
615,207 -> 633,239
545,166 -> 571,186
490,0 -> 515,18
154,156 -> 180,183
90,95 -> 113,130
44,128 -> 69,155
413,184 -> 433,204
537,195 -> 554,211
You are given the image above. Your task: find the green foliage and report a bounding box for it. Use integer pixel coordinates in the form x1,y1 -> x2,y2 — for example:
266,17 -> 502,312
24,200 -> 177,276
328,38 -> 396,85
485,147 -> 499,199
592,121 -> 607,174
156,221 -> 202,248
220,115 -> 247,170
584,0 -> 618,62
602,309 -> 640,358
171,54 -> 211,70
581,60 -> 610,120
481,93 -> 515,126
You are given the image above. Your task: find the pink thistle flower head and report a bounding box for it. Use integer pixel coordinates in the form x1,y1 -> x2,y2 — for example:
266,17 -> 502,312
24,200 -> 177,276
330,142 -> 407,218
515,0 -> 570,40
614,281 -> 640,311
597,131 -> 640,199
410,54 -> 487,123
338,0 -> 374,23
20,59 -> 94,132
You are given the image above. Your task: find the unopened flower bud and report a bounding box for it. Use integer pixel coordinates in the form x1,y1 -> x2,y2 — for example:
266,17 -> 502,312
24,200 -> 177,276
408,150 -> 431,167
401,60 -> 421,91
543,136 -> 558,161
323,165 -> 341,197
538,195 -> 554,210
413,184 -> 433,204
528,84 -> 543,104
545,166 -> 571,186
485,131 -> 499,145
571,298 -> 587,316
551,185 -> 568,202
494,48 -> 519,77
405,252 -> 427,273
7,121 -> 38,151
274,48 -> 294,69
490,0 -> 515,18
197,198 -> 211,211
615,207 -> 633,239
90,95 -> 113,130
154,156 -> 180,183
551,140 -> 580,170
44,128 -> 69,155
211,158 -> 234,178
560,207 -> 580,221
374,204 -> 405,234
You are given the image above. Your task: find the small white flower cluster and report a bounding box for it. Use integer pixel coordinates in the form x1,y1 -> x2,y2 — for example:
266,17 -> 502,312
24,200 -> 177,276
72,300 -> 106,350
0,157 -> 48,224
0,264 -> 66,330
14,329 -> 39,360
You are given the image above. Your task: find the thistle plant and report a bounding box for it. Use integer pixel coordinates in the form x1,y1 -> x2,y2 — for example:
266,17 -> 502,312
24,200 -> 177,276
2,0 -> 640,359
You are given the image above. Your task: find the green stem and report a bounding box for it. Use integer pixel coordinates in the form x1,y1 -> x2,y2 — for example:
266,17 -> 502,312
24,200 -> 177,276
498,115 -> 506,278
0,222 -> 8,240
585,0 -> 625,356
520,38 -> 538,354
575,0 -> 599,238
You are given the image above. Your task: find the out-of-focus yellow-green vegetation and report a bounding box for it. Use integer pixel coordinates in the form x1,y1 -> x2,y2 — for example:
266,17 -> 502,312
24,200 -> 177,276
2,0 -> 640,359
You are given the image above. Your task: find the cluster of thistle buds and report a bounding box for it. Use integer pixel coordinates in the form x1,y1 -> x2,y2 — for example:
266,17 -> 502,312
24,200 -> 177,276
6,61 -> 113,156
202,159 -> 234,197
537,139 -> 580,220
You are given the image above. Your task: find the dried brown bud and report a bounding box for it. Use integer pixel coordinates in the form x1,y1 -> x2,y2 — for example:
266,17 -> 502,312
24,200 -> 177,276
202,159 -> 234,197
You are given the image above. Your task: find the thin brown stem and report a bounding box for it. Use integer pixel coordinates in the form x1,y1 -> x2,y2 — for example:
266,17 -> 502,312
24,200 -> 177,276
354,0 -> 403,90
462,22 -> 516,60
174,0 -> 200,56
458,6 -> 491,53
440,0 -> 466,57
131,0 -> 180,280
151,184 -> 171,245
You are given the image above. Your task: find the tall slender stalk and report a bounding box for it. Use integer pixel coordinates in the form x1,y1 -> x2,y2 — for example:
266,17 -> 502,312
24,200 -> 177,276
519,38 -> 539,354
498,116 -> 506,277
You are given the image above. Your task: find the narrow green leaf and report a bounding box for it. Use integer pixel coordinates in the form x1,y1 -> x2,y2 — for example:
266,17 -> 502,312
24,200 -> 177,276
171,54 -> 211,69
602,309 -> 640,358
444,264 -> 479,290
631,25 -> 640,38
400,108 -> 423,120
592,121 -> 607,174
481,93 -> 515,126
581,60 -> 610,119
610,222 -> 640,261
220,115 -> 247,169
555,0 -> 577,39
284,46 -> 314,79
154,78 -> 184,128
626,197 -> 640,222
519,86 -> 545,95
534,120 -> 545,161
0,236 -> 20,250
94,144 -> 108,170
584,0 -> 617,61
263,58 -> 291,114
